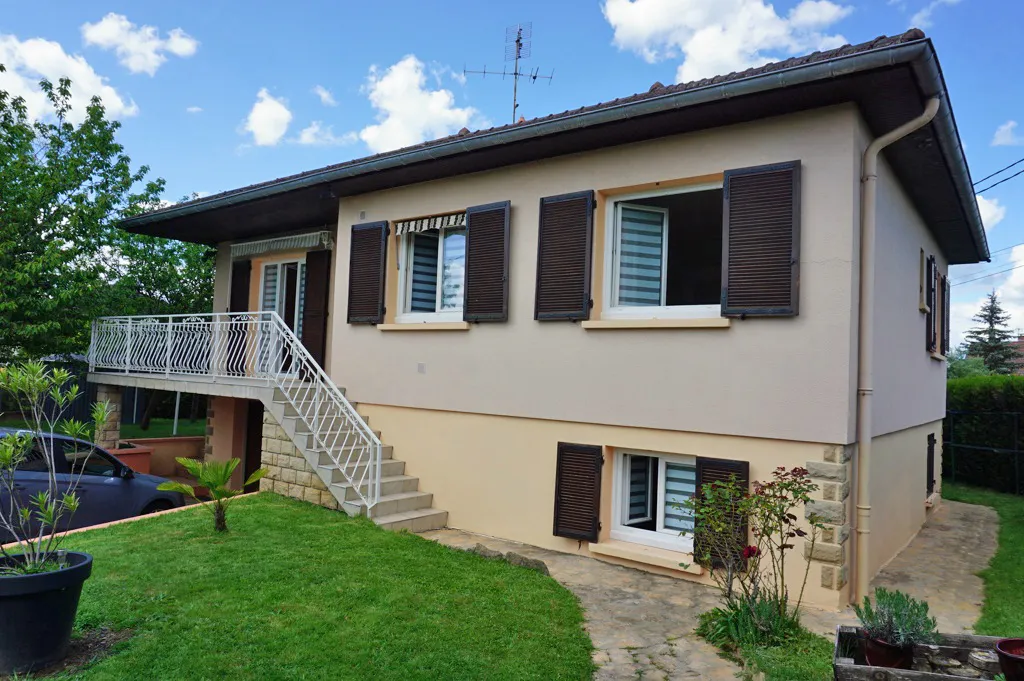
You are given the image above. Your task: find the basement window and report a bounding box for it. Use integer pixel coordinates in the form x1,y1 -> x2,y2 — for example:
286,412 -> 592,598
611,450 -> 697,553
605,183 -> 723,319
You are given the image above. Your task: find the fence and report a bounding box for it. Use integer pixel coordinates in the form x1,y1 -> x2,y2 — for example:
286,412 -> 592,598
943,410 -> 1024,495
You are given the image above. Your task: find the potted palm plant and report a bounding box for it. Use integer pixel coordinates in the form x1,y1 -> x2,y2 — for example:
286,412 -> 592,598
853,587 -> 938,669
0,363 -> 112,674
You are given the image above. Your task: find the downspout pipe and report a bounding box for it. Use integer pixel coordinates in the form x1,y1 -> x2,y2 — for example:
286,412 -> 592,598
854,96 -> 941,602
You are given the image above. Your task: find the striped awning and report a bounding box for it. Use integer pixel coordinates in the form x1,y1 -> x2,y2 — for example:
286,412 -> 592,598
395,212 -> 466,235
230,230 -> 332,259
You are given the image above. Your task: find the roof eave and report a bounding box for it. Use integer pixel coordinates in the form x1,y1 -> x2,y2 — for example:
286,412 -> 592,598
122,38 -> 987,263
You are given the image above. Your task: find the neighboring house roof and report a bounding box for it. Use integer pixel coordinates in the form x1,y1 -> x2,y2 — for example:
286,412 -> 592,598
123,28 -> 988,265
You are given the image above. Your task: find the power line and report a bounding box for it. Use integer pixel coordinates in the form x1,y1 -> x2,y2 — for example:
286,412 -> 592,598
977,167 -> 1024,194
973,156 -> 1024,186
949,242 -> 1024,285
952,263 -> 1024,287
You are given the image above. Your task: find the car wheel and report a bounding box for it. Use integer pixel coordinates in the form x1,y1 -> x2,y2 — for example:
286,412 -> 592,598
141,500 -> 174,515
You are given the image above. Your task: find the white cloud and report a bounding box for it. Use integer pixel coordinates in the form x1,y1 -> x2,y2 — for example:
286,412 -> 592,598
241,88 -> 292,146
601,0 -> 853,83
0,33 -> 138,122
909,0 -> 962,28
312,85 -> 336,107
186,105 -> 202,113
992,120 -> 1023,147
977,195 -> 1007,232
81,13 -> 198,76
359,55 -> 483,154
296,121 -> 357,146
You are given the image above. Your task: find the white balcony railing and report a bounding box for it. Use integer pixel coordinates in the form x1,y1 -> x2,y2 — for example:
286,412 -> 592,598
88,312 -> 383,513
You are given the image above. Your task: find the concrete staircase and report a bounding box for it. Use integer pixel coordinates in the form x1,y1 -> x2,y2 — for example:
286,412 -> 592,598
264,388 -> 448,532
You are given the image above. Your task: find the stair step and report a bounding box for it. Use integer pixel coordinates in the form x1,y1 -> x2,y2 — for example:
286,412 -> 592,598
316,445 -> 392,466
344,490 -> 433,517
274,386 -> 345,402
292,419 -> 376,436
373,508 -> 448,533
331,474 -> 419,500
299,430 -> 382,452
319,459 -> 405,482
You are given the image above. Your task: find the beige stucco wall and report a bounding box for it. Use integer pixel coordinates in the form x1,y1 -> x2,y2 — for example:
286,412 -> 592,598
358,401 -> 849,610
868,132 -> 949,437
328,105 -> 862,445
865,420 -> 942,577
208,396 -> 247,488
213,243 -> 232,313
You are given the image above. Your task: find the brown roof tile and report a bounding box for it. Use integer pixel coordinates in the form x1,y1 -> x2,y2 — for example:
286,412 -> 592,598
150,28 -> 927,217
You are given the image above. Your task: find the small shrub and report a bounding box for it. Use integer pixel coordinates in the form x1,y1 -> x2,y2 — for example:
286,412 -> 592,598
696,596 -> 802,650
157,458 -> 265,532
853,587 -> 938,648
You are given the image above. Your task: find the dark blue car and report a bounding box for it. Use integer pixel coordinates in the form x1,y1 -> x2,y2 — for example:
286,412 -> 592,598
0,427 -> 185,539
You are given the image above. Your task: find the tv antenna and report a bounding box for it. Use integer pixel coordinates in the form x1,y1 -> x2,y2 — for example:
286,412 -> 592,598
464,22 -> 554,124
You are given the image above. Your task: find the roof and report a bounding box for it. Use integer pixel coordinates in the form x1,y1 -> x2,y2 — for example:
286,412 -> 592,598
122,28 -> 989,265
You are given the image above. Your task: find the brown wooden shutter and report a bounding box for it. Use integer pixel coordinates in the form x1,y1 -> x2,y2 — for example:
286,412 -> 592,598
301,249 -> 332,366
347,222 -> 388,324
721,161 -> 801,317
464,201 -> 511,322
535,191 -> 594,321
942,273 -> 950,356
694,457 -> 750,569
925,256 -> 936,352
228,260 -> 251,312
553,442 -> 603,542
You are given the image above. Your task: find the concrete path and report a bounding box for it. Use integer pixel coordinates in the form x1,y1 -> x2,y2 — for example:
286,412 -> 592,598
423,498 -> 999,679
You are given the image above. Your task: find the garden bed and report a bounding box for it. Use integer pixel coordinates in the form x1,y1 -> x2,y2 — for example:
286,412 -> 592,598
834,626 -> 1004,679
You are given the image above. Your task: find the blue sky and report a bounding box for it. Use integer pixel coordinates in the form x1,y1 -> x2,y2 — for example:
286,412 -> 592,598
3,0 -> 1023,341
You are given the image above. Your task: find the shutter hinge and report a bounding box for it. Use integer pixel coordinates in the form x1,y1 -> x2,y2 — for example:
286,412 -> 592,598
592,199 -> 597,209
588,298 -> 594,309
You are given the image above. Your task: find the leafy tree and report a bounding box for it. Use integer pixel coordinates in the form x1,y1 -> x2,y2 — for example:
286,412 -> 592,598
0,66 -> 164,362
964,291 -> 1022,375
946,343 -> 993,379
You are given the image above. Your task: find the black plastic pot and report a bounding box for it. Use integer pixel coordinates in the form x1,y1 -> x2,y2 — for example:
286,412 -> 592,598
0,552 -> 93,674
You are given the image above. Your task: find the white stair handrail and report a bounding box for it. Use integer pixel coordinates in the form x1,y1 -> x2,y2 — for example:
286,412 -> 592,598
88,312 -> 383,513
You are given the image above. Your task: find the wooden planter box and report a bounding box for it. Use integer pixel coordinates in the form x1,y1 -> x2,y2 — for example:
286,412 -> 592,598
834,626 -> 1004,680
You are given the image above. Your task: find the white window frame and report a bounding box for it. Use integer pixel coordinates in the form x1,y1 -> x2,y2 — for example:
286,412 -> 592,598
610,449 -> 696,553
396,227 -> 466,323
603,181 -> 724,320
258,256 -> 306,331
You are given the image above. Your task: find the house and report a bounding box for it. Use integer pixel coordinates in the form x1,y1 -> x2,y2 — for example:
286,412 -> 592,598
87,28 -> 988,611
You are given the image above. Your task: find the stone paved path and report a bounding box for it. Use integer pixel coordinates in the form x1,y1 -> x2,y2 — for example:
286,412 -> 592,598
422,529 -> 738,680
802,499 -> 999,637
423,499 -> 998,679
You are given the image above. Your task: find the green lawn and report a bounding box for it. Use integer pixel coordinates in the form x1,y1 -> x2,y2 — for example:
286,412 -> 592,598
943,482 -> 1024,636
56,493 -> 593,680
0,416 -> 204,439
739,627 -> 834,681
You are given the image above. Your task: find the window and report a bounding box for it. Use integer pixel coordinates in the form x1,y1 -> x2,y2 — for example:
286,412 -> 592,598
63,441 -> 117,477
399,226 -> 467,321
606,183 -> 724,319
260,258 -> 306,332
924,253 -> 949,357
17,440 -> 50,472
612,450 -> 697,552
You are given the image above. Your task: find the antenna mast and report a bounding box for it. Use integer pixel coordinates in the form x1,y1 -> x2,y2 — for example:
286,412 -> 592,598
464,22 -> 554,124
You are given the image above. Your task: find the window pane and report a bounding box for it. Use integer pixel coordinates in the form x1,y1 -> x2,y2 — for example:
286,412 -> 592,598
17,441 -> 50,472
440,227 -> 466,311
626,455 -> 653,524
409,232 -> 440,312
662,462 -> 696,533
261,264 -> 279,312
617,206 -> 664,306
64,442 -> 116,477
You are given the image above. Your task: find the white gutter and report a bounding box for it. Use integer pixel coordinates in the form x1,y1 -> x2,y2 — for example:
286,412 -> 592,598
853,96 -> 941,602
